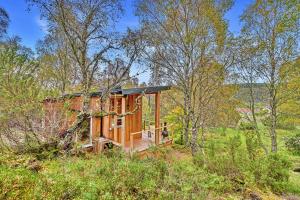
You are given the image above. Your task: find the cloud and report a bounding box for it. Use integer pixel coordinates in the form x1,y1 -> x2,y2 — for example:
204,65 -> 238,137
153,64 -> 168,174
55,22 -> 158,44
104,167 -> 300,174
36,17 -> 48,34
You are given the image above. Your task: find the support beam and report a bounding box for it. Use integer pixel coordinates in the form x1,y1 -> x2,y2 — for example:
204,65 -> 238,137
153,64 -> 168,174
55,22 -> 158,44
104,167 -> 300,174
113,98 -> 118,142
121,97 -> 126,148
102,99 -> 110,138
155,92 -> 161,145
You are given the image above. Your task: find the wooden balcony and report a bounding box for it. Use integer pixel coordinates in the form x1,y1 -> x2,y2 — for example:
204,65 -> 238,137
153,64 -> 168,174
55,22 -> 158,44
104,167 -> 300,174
124,125 -> 174,153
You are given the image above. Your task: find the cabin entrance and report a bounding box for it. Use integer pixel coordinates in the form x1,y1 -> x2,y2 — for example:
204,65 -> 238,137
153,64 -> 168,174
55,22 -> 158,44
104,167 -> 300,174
84,86 -> 172,153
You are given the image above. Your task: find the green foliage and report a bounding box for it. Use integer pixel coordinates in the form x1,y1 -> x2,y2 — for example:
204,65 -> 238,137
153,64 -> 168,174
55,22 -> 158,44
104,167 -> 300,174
250,154 -> 291,193
239,122 -> 256,131
0,151 -> 212,199
285,133 -> 300,154
228,134 -> 242,163
244,130 -> 261,161
262,116 -> 297,130
193,128 -> 297,196
164,106 -> 184,145
0,43 -> 42,115
1,125 -> 299,199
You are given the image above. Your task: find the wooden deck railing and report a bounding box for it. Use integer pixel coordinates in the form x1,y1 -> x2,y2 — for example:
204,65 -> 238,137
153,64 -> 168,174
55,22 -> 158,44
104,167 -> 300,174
129,124 -> 174,152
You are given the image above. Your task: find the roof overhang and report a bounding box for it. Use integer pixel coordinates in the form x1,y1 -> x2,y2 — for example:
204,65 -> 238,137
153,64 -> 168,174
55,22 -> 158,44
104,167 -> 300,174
44,85 -> 171,101
120,85 -> 171,95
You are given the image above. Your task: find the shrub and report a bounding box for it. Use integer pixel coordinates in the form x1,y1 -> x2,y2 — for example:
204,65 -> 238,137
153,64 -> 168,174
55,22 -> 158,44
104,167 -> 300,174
251,153 -> 291,193
239,122 -> 256,131
228,134 -> 242,164
244,130 -> 261,161
285,133 -> 300,154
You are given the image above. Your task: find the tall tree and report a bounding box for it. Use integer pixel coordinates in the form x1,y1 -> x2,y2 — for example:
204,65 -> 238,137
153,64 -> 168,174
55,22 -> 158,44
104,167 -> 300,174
29,0 -> 123,113
30,0 -> 145,150
136,0 -> 232,155
241,0 -> 300,152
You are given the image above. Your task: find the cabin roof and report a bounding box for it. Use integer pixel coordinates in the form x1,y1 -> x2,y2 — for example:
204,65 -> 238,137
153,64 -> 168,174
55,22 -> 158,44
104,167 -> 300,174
45,85 -> 171,101
119,85 -> 171,95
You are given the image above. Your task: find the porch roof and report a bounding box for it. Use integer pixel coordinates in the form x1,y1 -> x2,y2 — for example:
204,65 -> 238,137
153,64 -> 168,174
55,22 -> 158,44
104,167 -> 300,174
118,85 -> 171,95
44,85 -> 171,101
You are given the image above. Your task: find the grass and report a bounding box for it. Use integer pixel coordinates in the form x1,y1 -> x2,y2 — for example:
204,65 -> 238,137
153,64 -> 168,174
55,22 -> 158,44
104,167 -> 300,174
0,126 -> 299,199
210,126 -> 300,196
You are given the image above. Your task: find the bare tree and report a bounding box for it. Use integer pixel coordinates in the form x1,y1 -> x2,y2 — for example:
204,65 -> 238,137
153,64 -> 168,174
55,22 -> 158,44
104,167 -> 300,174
29,0 -> 123,113
29,0 -> 146,151
136,0 -> 233,155
241,0 -> 300,152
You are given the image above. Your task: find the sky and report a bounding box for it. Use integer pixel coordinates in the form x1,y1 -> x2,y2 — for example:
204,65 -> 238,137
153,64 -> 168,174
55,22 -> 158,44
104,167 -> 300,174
0,0 -> 253,83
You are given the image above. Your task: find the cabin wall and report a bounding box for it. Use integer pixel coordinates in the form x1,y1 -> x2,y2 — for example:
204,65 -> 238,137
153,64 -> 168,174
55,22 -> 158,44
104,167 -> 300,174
125,94 -> 142,142
44,94 -> 143,144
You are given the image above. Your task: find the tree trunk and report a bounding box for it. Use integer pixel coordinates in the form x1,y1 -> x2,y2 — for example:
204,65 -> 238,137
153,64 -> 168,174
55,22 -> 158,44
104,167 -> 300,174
269,31 -> 278,153
183,91 -> 192,145
82,90 -> 90,114
270,99 -> 277,152
191,126 -> 198,156
269,52 -> 277,153
190,117 -> 198,156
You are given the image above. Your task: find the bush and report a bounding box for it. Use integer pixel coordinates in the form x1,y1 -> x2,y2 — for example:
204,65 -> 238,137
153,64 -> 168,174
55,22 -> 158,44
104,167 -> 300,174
0,152 -> 213,199
244,130 -> 261,161
285,133 -> 300,154
251,153 -> 291,193
239,122 -> 256,131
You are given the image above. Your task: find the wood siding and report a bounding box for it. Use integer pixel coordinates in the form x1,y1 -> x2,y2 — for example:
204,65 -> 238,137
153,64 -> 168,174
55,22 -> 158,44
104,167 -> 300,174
44,94 -> 144,144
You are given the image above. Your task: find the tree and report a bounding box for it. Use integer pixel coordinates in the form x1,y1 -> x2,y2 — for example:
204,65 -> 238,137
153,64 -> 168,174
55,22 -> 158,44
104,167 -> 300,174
29,0 -> 123,113
0,40 -> 42,150
0,7 -> 9,38
241,0 -> 300,152
36,32 -> 77,95
30,0 -> 146,151
136,0 -> 233,155
234,37 -> 268,154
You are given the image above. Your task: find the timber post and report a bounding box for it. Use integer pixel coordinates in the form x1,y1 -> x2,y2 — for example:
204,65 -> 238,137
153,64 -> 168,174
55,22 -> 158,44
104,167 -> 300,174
155,92 -> 161,145
121,97 -> 126,149
113,96 -> 118,142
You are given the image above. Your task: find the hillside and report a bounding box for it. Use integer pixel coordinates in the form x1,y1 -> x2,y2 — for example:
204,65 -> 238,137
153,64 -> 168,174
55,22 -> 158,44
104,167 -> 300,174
235,83 -> 269,104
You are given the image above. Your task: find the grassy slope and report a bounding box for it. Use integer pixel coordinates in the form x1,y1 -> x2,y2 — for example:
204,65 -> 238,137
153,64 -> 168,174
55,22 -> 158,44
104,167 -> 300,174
212,127 -> 300,196
0,127 -> 299,200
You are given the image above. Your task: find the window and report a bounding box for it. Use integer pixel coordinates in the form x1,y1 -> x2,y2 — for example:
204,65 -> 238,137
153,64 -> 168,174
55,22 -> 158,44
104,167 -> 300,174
117,118 -> 122,126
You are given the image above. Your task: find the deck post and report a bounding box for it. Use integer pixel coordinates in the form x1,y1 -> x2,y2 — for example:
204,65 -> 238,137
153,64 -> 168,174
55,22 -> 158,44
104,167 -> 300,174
102,99 -> 110,138
155,92 -> 161,145
121,97 -> 126,149
113,97 -> 118,142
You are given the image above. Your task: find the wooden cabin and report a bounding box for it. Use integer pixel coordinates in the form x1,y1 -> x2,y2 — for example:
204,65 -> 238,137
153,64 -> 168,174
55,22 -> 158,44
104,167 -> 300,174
43,86 -> 172,153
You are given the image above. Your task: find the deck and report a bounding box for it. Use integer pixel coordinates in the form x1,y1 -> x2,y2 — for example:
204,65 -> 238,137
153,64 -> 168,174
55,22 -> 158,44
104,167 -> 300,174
123,131 -> 172,153
93,125 -> 173,154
